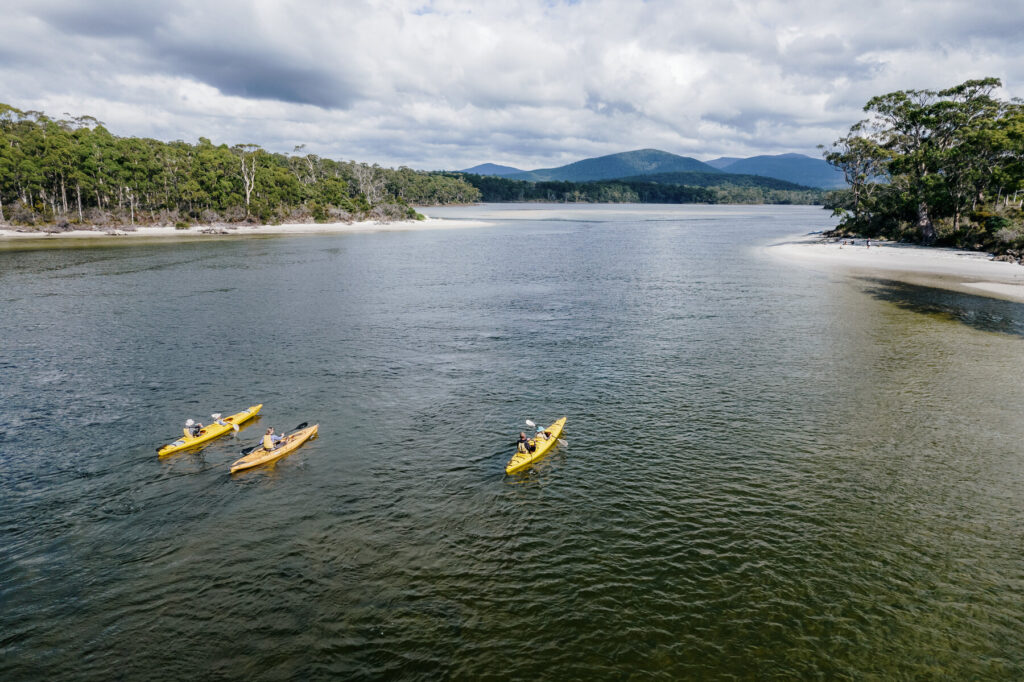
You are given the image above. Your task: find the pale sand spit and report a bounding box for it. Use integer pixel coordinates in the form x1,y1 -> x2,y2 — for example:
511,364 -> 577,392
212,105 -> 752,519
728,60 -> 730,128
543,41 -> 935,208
767,233 -> 1024,303
0,216 -> 491,241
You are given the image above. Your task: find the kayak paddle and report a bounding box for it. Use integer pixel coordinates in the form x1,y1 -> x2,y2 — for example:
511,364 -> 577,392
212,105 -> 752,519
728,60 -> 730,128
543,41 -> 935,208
527,419 -> 566,446
239,422 -> 309,455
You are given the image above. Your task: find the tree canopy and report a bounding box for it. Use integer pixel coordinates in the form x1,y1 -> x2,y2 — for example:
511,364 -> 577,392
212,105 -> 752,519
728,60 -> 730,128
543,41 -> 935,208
0,103 -> 480,228
453,173 -> 825,205
822,77 -> 1024,254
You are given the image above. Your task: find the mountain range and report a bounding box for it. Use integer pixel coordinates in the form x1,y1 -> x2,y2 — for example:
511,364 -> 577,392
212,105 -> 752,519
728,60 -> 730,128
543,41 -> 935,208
460,149 -> 845,189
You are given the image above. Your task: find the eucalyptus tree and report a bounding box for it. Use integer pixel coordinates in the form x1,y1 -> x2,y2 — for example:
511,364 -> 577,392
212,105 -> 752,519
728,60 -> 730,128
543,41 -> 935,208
826,77 -> 1023,246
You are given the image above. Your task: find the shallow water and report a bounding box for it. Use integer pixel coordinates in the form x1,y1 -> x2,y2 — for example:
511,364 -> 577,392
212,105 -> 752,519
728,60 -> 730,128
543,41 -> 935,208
2,204 -> 1023,679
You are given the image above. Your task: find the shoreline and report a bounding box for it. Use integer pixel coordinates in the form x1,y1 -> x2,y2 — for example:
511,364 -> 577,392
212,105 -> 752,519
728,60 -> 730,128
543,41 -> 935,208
0,216 -> 491,242
767,233 -> 1024,303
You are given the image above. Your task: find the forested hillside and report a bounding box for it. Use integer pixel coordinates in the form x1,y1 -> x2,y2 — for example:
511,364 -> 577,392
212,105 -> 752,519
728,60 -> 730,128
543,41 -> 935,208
618,171 -> 813,191
0,103 -> 480,229
823,77 -> 1024,257
454,173 -> 823,205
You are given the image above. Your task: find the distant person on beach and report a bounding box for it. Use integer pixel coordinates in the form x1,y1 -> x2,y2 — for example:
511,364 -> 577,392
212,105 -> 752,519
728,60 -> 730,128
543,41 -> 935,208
866,239 -> 871,248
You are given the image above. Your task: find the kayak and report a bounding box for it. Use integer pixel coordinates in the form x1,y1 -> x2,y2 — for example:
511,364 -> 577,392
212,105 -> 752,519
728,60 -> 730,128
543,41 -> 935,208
158,404 -> 262,456
505,417 -> 567,474
230,424 -> 319,473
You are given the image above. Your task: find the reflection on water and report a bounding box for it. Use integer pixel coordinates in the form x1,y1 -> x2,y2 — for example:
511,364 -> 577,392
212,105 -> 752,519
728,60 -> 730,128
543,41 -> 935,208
2,205 -> 1023,680
860,277 -> 1024,337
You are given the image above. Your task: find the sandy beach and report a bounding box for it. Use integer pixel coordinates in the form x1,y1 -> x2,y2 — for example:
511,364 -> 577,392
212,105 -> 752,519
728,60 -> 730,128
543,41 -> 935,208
768,232 -> 1024,303
0,216 -> 491,242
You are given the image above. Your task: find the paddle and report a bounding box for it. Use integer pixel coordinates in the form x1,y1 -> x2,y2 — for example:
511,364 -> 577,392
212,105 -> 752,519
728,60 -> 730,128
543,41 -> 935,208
239,422 -> 309,456
241,419 -> 309,450
525,419 -> 567,447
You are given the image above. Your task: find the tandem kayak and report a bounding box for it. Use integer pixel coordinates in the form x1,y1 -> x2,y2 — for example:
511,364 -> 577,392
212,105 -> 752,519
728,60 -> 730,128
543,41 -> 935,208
158,404 -> 262,456
230,423 -> 318,474
505,417 -> 567,474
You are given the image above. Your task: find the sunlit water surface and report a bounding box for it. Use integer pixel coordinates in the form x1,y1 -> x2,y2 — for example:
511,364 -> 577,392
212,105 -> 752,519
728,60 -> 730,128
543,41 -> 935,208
2,204 -> 1023,679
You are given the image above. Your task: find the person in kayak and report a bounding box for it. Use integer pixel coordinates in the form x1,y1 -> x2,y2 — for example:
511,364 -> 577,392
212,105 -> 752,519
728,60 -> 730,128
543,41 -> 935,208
263,427 -> 285,451
514,432 -> 536,453
184,419 -> 203,438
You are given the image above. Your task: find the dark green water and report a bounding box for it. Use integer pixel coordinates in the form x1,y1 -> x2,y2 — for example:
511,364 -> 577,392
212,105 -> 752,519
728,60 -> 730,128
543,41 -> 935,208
2,204 -> 1023,679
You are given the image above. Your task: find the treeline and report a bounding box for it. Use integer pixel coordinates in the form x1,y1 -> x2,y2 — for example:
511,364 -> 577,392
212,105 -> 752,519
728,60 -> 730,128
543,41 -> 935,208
452,173 -> 824,205
0,103 -> 480,228
823,77 -> 1024,256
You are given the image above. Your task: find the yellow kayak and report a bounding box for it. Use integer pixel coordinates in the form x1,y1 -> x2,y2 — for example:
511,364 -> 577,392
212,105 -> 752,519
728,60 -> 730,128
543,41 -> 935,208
158,404 -> 262,456
230,423 -> 319,473
505,417 -> 567,474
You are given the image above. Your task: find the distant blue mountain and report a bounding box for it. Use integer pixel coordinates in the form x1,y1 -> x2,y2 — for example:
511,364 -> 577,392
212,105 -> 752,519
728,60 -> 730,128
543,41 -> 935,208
708,153 -> 844,189
459,163 -> 523,176
502,149 -> 722,182
705,157 -> 742,170
461,149 -> 845,189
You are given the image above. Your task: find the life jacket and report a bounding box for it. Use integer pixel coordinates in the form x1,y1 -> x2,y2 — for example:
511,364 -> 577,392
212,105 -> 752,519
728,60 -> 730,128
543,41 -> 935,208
263,434 -> 275,450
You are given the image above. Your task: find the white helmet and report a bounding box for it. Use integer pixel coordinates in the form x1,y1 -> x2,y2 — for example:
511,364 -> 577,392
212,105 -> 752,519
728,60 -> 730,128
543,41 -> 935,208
211,413 -> 222,420
185,419 -> 195,426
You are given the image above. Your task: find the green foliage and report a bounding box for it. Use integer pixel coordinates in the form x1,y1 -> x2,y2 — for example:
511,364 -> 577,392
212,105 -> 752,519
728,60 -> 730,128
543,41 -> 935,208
0,102 -> 480,227
454,173 -> 823,205
619,171 -> 815,191
824,78 -> 1024,253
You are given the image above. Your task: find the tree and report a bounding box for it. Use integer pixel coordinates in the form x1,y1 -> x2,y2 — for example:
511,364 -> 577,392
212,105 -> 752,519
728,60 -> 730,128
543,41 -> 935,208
825,78 -> 1024,252
234,144 -> 261,217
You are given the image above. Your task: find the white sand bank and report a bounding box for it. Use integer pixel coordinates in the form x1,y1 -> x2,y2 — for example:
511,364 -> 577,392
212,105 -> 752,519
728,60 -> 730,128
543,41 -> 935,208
768,233 -> 1024,303
0,216 -> 491,241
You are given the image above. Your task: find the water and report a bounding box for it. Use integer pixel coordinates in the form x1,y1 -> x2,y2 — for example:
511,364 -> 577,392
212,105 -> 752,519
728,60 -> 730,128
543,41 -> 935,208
2,204 -> 1023,679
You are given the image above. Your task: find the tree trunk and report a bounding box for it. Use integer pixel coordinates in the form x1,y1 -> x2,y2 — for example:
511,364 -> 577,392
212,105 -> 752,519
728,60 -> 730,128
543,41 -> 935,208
126,187 -> 135,225
0,192 -> 5,223
917,201 -> 935,244
240,153 -> 256,216
76,183 -> 83,222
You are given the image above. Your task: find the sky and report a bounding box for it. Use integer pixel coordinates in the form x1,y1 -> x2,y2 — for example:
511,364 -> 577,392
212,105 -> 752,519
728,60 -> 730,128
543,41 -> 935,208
2,0 -> 1022,171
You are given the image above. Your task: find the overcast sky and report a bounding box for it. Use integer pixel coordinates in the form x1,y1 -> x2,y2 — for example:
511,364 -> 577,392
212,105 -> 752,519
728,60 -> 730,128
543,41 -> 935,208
3,0 -> 1022,170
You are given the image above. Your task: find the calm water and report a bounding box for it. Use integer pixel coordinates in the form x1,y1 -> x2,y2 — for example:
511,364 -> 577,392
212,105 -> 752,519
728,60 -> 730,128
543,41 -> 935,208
2,204 -> 1023,679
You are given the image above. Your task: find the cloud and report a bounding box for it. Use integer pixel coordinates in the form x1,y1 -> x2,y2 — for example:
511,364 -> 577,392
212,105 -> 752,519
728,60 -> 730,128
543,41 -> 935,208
1,0 -> 1021,170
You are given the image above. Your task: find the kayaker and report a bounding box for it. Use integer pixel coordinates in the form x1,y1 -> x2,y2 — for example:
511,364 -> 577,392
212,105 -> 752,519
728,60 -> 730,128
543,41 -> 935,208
263,427 -> 284,450
514,432 -> 535,453
184,419 -> 203,438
